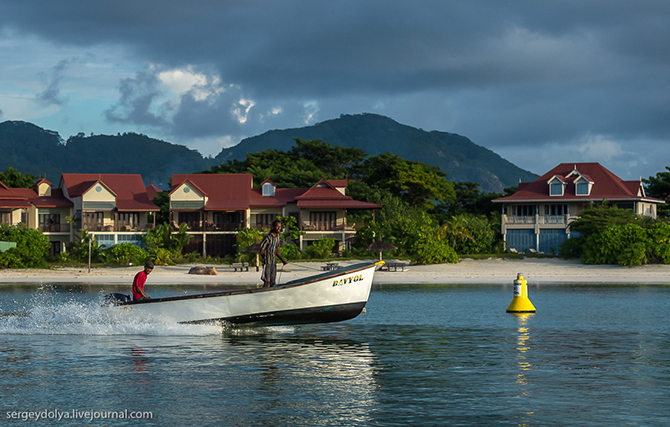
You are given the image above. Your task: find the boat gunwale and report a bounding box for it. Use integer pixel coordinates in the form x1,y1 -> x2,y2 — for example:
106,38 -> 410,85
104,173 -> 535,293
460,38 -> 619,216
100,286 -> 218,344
119,261 -> 382,306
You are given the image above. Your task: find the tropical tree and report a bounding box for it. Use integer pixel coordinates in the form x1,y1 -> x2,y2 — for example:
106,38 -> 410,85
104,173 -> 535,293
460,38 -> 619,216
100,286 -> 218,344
439,215 -> 475,249
65,229 -> 104,263
143,223 -> 193,262
643,166 -> 670,218
568,201 -> 653,238
0,167 -> 39,188
353,152 -> 456,210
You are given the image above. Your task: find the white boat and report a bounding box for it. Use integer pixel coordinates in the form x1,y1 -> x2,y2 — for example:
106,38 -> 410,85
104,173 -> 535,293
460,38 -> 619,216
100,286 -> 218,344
105,261 -> 384,326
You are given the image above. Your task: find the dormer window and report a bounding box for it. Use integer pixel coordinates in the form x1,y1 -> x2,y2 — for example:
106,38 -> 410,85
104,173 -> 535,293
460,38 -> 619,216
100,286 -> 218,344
262,182 -> 275,196
550,182 -> 563,196
576,182 -> 587,195
574,177 -> 592,196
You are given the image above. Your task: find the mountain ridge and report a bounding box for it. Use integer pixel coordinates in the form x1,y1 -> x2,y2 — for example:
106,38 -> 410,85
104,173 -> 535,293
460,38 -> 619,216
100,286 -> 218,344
0,114 -> 537,192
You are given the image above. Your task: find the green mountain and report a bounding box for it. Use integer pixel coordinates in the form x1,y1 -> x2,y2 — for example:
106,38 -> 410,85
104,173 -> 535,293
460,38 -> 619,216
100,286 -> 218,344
215,113 -> 537,192
0,114 -> 537,192
0,121 -> 213,188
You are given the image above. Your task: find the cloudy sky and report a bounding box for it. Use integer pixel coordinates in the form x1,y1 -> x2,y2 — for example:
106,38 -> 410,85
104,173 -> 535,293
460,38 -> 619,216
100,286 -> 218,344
1,0 -> 669,180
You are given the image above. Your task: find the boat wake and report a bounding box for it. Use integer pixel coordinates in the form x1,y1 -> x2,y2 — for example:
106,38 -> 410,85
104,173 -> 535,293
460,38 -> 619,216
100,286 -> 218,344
0,290 -> 221,337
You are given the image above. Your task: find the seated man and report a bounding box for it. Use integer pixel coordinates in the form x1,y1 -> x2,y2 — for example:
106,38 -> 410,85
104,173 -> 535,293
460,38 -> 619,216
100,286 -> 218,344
132,261 -> 154,301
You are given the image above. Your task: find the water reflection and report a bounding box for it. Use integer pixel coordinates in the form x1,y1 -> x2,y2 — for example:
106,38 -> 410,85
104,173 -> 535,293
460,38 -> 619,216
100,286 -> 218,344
512,313 -> 535,427
220,328 -> 379,426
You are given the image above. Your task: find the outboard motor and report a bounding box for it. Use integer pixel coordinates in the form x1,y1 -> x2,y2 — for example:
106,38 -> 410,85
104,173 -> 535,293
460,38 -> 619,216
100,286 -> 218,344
103,293 -> 131,306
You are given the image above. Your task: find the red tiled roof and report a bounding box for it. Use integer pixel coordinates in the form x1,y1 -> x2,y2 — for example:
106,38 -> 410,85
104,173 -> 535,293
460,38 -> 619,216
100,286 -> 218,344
250,188 -> 306,208
171,174 -> 253,211
11,188 -> 73,208
146,184 -> 162,202
296,199 -> 382,209
0,199 -> 31,209
295,179 -> 348,200
295,179 -> 382,209
0,181 -> 26,200
167,175 -> 382,211
494,163 -> 662,203
327,179 -> 348,188
61,173 -> 158,211
0,180 -> 30,208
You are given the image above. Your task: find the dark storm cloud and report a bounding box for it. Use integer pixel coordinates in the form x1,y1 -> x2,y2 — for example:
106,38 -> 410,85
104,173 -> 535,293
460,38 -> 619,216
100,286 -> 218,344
35,58 -> 75,107
1,0 -> 670,176
104,70 -> 171,127
4,1 -> 668,95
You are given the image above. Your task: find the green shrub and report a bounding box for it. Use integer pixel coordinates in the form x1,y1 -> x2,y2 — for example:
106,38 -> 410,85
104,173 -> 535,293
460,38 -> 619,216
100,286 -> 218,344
0,224 -> 50,268
281,243 -> 302,260
305,238 -> 335,259
410,227 -> 459,265
104,243 -> 149,266
581,224 -> 650,267
558,236 -> 586,259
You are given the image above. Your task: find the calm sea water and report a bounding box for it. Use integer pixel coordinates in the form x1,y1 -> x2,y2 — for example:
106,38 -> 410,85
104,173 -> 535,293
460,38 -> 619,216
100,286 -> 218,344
0,282 -> 669,426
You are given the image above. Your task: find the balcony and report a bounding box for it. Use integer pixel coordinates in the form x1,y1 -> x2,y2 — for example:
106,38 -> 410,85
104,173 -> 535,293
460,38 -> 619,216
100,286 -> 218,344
503,215 -> 577,225
39,223 -> 71,233
82,224 -> 154,232
205,222 -> 244,232
301,222 -> 356,232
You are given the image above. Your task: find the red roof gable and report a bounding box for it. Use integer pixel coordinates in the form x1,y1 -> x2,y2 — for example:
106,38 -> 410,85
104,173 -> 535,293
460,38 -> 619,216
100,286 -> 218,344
0,180 -> 30,208
145,183 -> 162,202
171,174 -> 253,211
295,179 -> 381,209
494,163 -> 661,203
61,173 -> 158,211
11,188 -> 73,208
250,188 -> 306,208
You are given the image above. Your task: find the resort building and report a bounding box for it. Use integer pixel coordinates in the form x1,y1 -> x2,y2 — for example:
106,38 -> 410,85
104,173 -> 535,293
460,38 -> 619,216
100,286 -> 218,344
59,173 -> 160,249
169,174 -> 381,257
2,172 -> 381,258
493,162 -> 662,254
0,178 -> 74,256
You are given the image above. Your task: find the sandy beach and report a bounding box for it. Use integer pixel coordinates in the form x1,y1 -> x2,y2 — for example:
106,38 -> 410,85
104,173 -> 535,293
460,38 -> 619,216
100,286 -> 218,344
1,258 -> 669,286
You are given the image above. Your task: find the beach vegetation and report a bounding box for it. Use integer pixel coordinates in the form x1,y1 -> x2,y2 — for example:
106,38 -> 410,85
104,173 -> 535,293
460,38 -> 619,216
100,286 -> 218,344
142,223 -> 193,264
0,223 -> 50,268
564,219 -> 670,267
103,242 -> 149,266
305,238 -> 336,259
568,201 -> 653,238
64,229 -> 105,263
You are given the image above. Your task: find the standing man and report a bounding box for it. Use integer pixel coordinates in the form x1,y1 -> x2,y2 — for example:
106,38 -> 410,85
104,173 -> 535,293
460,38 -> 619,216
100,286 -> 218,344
260,219 -> 288,287
132,261 -> 154,301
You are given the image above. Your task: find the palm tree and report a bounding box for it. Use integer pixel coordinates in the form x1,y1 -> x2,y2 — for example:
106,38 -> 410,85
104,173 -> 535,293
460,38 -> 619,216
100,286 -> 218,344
439,215 -> 475,249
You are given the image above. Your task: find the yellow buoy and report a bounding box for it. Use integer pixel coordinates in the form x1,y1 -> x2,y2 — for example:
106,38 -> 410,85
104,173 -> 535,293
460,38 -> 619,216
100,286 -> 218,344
506,273 -> 536,313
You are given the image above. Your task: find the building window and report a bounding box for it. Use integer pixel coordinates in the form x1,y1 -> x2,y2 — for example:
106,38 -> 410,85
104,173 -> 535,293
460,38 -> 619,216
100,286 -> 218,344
515,205 -> 536,216
309,211 -> 337,230
0,212 -> 10,224
83,212 -> 104,231
576,182 -> 589,195
256,213 -> 277,229
119,213 -> 140,229
616,203 -> 634,210
545,204 -> 568,216
178,212 -> 201,230
39,213 -> 61,232
262,183 -> 275,196
550,182 -> 563,196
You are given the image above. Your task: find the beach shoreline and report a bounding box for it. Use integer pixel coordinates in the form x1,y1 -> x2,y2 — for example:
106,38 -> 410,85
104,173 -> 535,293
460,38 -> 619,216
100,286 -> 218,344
1,258 -> 669,286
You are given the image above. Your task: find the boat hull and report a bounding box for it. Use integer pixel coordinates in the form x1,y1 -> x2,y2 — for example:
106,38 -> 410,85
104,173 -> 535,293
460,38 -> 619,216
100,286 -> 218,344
109,262 -> 381,326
